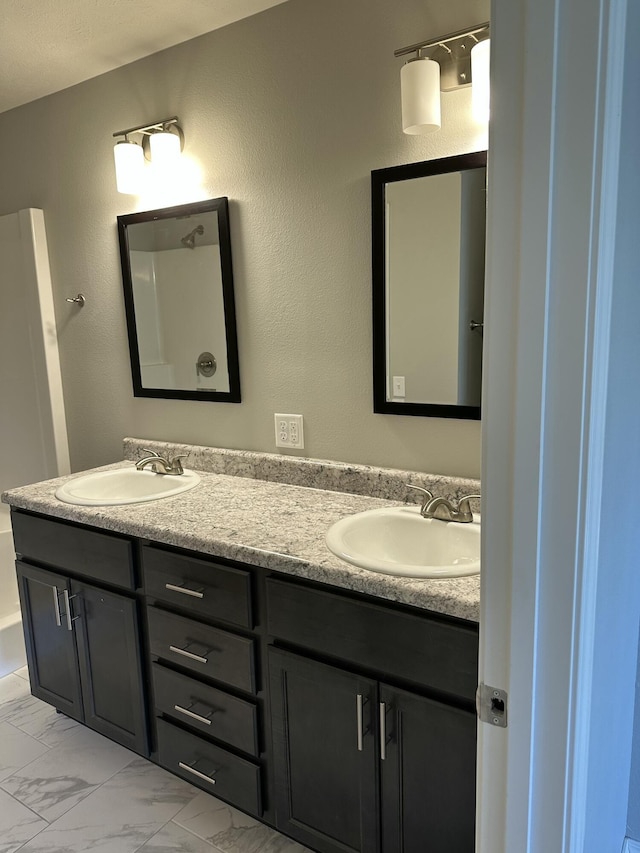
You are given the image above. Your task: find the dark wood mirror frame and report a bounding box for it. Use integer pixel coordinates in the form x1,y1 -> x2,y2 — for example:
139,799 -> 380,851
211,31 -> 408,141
118,197 -> 241,403
371,151 -> 487,419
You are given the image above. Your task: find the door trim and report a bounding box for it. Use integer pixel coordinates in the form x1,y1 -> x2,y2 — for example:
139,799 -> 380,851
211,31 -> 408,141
479,0 -> 634,849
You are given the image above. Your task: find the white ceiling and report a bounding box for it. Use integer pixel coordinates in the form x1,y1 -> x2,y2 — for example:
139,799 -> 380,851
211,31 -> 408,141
0,0 -> 288,114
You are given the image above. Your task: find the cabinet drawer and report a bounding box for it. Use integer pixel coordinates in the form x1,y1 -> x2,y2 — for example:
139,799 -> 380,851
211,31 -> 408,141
156,718 -> 261,816
152,663 -> 259,756
142,545 -> 252,628
147,607 -> 256,694
11,510 -> 134,591
266,578 -> 478,701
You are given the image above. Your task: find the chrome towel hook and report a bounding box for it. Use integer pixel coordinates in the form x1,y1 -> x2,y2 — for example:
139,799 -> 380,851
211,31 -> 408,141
66,294 -> 86,307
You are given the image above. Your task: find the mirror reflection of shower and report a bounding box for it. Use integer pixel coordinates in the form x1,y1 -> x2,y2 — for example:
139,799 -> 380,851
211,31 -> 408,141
181,224 -> 204,250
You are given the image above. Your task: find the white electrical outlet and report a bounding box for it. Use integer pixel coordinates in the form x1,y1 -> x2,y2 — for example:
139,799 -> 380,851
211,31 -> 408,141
275,413 -> 304,449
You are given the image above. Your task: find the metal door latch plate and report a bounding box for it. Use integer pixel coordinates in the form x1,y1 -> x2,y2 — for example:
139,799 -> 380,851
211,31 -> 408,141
476,683 -> 508,727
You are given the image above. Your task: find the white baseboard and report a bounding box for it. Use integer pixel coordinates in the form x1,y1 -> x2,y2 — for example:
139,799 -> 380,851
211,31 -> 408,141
623,838 -> 640,853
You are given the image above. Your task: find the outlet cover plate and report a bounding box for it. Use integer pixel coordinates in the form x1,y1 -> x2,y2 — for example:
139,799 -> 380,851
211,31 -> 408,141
274,413 -> 304,449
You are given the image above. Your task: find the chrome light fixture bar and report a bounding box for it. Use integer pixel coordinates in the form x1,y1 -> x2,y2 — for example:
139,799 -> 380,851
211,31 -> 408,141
395,22 -> 489,90
395,22 -> 490,134
112,116 -> 185,194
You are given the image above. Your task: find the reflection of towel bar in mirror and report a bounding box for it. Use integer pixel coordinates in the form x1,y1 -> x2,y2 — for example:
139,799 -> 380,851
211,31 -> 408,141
371,151 -> 487,419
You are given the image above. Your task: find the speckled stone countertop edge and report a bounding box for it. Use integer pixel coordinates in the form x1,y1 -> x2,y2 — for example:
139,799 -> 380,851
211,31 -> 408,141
123,438 -> 481,509
2,455 -> 480,623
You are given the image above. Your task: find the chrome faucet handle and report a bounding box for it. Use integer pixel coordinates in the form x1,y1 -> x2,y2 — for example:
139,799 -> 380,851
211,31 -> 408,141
167,455 -> 187,475
136,451 -> 172,473
141,448 -> 162,458
407,484 -> 434,516
456,494 -> 481,522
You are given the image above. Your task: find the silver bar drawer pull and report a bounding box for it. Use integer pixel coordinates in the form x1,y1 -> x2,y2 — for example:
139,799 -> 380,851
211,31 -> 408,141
379,702 -> 387,761
356,693 -> 364,752
169,645 -> 208,664
63,590 -> 74,632
174,704 -> 213,726
52,586 -> 61,627
165,583 -> 204,599
178,761 -> 216,786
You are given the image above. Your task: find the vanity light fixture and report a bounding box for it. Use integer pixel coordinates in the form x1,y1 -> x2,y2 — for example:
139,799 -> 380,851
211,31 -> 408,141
113,136 -> 144,194
112,117 -> 185,194
471,38 -> 491,123
395,22 -> 490,134
401,52 -> 441,133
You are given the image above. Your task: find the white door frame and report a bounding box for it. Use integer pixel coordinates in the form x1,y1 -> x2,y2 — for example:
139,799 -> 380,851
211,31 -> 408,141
477,0 -> 639,849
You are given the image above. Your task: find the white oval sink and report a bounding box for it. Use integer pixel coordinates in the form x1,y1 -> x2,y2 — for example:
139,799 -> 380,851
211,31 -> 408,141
55,467 -> 201,506
326,506 -> 480,578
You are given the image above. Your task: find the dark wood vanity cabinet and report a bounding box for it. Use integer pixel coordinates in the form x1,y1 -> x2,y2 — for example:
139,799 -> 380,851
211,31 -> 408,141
142,543 -> 264,817
13,511 -> 148,755
16,562 -> 83,721
379,684 -> 476,853
71,579 -> 147,752
269,648 -> 380,853
267,577 -> 478,853
11,508 -> 479,853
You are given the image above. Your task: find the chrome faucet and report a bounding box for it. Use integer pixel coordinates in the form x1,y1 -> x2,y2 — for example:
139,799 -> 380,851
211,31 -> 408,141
407,485 -> 480,523
136,449 -> 187,475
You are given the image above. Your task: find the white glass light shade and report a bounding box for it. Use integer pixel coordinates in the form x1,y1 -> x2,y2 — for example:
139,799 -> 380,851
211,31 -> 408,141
113,141 -> 144,194
401,57 -> 441,134
471,39 -> 491,123
149,131 -> 181,167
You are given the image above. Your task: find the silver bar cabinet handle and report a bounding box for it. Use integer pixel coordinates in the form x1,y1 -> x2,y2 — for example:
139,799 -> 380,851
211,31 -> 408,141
174,704 -> 212,726
379,702 -> 387,761
165,583 -> 204,599
63,590 -> 73,631
52,586 -> 61,627
178,761 -> 216,785
169,645 -> 208,664
356,693 -> 364,751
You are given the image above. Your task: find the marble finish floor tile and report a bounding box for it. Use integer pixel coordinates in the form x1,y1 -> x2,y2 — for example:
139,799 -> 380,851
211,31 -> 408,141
173,793 -> 311,853
18,758 -> 202,853
138,821 -> 223,852
6,696 -> 82,748
0,672 -> 311,853
0,675 -> 81,750
14,665 -> 30,681
0,724 -> 135,822
0,721 -> 49,782
16,822 -> 157,853
0,788 -> 48,853
0,674 -> 31,718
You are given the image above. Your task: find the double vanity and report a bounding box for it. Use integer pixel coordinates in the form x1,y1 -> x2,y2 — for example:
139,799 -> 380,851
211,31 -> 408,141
2,439 -> 480,853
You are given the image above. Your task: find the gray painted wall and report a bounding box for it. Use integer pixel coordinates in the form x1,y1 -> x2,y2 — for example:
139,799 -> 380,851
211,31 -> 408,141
0,0 -> 488,477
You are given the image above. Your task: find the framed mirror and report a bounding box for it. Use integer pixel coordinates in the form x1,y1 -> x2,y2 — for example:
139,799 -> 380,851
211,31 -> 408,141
372,151 -> 487,419
117,197 -> 241,402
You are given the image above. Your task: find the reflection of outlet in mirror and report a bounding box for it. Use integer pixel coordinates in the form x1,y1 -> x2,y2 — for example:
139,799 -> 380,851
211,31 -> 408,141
392,376 -> 406,398
275,413 -> 304,449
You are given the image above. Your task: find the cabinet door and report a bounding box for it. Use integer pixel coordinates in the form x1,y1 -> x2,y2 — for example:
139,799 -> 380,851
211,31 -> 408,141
269,648 -> 379,853
380,684 -> 476,853
72,580 -> 148,755
16,561 -> 83,720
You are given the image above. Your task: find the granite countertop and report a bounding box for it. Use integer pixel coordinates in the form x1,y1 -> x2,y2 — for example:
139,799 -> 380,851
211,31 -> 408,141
2,457 -> 480,623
